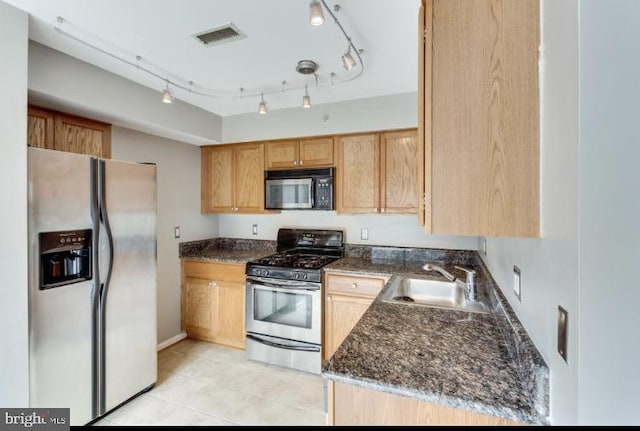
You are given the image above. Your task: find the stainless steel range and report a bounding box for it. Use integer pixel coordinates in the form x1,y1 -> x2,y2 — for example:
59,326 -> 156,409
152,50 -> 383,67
245,228 -> 344,374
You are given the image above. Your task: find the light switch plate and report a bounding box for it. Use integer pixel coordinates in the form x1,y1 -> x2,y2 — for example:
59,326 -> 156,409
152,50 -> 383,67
174,226 -> 180,239
513,265 -> 521,301
360,228 -> 369,241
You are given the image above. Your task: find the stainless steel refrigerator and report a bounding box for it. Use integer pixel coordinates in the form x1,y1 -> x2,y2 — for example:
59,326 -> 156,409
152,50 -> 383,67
27,147 -> 157,425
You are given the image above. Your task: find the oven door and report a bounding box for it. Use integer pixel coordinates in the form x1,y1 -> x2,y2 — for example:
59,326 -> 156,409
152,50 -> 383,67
265,178 -> 314,209
246,276 -> 321,345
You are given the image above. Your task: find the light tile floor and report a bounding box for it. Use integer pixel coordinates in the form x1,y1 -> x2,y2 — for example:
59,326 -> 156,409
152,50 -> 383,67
93,338 -> 327,426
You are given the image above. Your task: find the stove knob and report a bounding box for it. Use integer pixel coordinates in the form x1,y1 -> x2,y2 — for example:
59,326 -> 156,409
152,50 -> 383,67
262,270 -> 269,277
293,273 -> 300,280
302,273 -> 308,280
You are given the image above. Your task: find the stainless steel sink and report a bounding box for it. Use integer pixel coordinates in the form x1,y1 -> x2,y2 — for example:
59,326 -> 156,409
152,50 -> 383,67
380,276 -> 490,314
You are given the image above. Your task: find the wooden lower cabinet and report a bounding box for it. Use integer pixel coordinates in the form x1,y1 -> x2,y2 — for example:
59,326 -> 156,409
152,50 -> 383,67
328,381 -> 522,426
181,260 -> 246,349
323,272 -> 390,361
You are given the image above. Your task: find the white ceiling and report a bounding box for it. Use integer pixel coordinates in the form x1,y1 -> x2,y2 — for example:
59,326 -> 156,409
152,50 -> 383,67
8,0 -> 421,117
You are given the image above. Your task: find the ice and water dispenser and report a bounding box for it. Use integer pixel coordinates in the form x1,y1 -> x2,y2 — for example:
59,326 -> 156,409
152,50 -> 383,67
39,229 -> 92,289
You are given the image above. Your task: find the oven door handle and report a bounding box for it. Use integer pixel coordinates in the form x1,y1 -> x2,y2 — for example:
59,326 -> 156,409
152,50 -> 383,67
247,334 -> 321,352
247,276 -> 321,291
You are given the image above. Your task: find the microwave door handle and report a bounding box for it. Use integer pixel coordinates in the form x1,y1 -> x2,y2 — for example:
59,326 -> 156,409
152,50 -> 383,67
310,180 -> 315,208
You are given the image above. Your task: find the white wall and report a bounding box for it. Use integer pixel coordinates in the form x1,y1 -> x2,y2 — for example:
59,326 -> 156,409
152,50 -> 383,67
111,127 -> 218,344
577,0 -> 640,425
220,213 -> 477,250
223,92 -> 418,143
28,42 -> 222,146
0,0 -> 29,406
221,92 -> 477,250
480,0 -> 580,424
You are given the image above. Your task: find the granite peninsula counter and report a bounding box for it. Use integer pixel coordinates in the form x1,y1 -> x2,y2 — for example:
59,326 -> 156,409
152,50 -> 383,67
179,238 -> 276,263
321,248 -> 549,425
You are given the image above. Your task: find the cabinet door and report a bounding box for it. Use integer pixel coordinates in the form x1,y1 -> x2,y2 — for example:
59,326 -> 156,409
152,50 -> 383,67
299,137 -> 334,167
54,114 -> 111,158
324,294 -> 373,361
336,134 -> 380,213
201,146 -> 234,213
381,130 -> 418,214
182,277 -> 215,340
212,281 -> 246,349
265,140 -> 298,169
234,143 -> 265,213
27,107 -> 55,149
427,0 -> 539,236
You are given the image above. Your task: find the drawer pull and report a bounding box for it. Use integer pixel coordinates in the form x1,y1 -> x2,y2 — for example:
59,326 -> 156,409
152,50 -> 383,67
351,283 -> 358,289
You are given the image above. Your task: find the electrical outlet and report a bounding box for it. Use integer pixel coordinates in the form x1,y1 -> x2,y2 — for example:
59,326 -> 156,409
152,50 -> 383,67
252,224 -> 258,235
513,265 -> 522,301
360,227 -> 369,241
174,226 -> 180,239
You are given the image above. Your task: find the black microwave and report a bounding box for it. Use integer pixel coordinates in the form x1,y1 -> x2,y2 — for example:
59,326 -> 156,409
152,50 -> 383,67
265,167 -> 334,210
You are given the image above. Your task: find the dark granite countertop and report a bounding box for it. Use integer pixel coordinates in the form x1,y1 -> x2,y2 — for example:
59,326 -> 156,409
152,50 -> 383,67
179,238 -> 276,264
322,251 -> 549,425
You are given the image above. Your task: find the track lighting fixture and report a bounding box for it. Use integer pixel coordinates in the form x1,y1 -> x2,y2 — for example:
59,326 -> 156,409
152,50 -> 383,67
258,92 -> 268,114
341,46 -> 357,71
302,85 -> 312,108
309,0 -> 325,26
161,82 -> 174,104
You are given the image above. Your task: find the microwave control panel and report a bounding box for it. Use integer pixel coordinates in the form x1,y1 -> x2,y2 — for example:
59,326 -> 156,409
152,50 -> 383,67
315,177 -> 333,210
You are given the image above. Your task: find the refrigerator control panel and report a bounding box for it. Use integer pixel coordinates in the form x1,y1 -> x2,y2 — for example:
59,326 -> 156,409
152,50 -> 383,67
39,229 -> 93,290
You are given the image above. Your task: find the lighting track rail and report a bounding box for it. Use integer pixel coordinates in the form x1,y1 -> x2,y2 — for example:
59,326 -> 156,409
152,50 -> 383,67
53,1 -> 364,110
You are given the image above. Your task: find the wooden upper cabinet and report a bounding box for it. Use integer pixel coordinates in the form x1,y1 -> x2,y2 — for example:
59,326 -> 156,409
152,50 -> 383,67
201,145 -> 234,213
264,137 -> 334,169
336,130 -> 418,214
201,142 -> 265,214
336,133 -> 380,213
234,142 -> 265,213
54,115 -> 111,158
27,107 -> 54,149
381,130 -> 418,214
27,106 -> 111,158
420,0 -> 540,237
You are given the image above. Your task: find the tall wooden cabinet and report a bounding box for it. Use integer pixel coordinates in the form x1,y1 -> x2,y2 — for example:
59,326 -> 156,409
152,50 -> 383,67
419,0 -> 540,236
265,137 -> 334,169
27,106 -> 112,158
336,129 -> 418,214
181,260 -> 246,349
201,142 -> 265,213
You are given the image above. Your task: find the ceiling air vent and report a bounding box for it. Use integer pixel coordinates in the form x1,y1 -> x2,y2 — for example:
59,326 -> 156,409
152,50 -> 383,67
191,23 -> 246,47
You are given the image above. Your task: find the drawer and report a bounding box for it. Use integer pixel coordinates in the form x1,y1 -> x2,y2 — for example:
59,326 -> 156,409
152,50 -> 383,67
182,260 -> 245,283
325,273 -> 389,298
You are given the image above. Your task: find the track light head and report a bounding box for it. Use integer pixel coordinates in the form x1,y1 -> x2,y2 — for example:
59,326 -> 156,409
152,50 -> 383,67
161,83 -> 174,104
341,49 -> 356,71
309,0 -> 325,26
258,92 -> 268,114
302,85 -> 311,108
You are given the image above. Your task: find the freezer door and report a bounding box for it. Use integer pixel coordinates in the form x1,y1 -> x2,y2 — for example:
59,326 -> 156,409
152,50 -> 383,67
27,148 -> 95,425
99,159 -> 157,414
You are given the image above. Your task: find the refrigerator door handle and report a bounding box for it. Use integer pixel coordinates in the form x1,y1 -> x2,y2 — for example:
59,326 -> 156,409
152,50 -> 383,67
96,159 -> 115,415
90,158 -> 101,419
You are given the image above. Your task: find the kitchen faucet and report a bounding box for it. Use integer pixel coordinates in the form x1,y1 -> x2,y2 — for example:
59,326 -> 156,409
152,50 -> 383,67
422,263 -> 478,302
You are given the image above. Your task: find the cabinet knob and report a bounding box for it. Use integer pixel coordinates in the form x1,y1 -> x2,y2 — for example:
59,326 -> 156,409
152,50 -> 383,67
351,283 -> 358,289
299,160 -> 304,165
327,295 -> 332,301
294,161 -> 298,166
381,208 -> 386,213
374,208 -> 379,213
